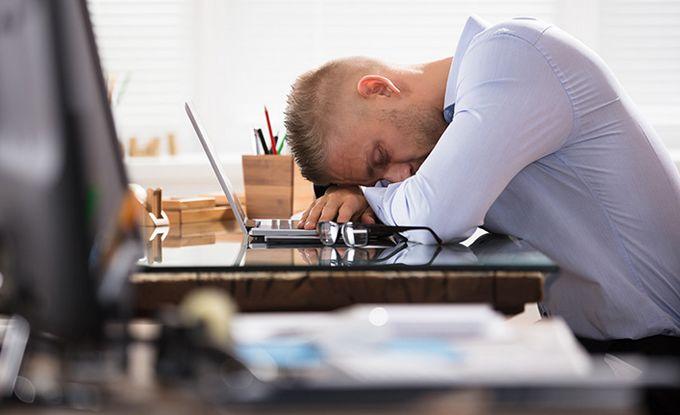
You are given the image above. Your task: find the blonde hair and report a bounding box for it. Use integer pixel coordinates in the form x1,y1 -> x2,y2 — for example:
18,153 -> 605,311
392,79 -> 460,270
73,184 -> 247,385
284,57 -> 382,184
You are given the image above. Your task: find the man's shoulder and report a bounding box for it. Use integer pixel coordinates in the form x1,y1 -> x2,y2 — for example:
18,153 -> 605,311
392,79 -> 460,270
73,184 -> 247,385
475,17 -> 553,47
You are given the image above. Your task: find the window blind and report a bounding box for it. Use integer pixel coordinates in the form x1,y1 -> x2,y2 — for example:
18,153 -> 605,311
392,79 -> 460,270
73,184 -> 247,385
600,0 -> 680,148
88,0 -> 194,145
88,0 -> 680,154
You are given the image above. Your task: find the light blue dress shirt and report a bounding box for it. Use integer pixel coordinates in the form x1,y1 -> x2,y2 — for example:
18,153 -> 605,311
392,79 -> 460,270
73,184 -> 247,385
362,16 -> 680,340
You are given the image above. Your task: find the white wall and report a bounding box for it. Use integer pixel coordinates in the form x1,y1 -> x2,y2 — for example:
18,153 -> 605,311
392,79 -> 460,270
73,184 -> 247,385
92,0 -> 680,154
87,0 -> 680,193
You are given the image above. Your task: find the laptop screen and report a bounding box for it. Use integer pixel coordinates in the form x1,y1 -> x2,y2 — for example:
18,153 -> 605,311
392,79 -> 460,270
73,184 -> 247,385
185,102 -> 248,234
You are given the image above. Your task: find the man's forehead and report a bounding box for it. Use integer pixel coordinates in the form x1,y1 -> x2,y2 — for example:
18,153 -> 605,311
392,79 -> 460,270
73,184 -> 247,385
326,137 -> 372,184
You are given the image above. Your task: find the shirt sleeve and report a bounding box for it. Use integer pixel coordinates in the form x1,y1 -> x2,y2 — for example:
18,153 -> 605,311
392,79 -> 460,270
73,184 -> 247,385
362,32 -> 573,244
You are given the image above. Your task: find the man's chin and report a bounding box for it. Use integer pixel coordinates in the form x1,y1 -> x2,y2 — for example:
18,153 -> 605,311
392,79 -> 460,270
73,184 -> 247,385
412,155 -> 429,173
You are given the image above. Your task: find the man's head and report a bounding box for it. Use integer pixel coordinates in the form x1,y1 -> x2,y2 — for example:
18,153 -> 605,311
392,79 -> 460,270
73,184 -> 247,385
285,56 -> 448,186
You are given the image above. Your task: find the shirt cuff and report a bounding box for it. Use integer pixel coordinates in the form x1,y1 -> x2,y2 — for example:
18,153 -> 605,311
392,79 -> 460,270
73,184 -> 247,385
360,186 -> 392,225
361,186 -> 441,244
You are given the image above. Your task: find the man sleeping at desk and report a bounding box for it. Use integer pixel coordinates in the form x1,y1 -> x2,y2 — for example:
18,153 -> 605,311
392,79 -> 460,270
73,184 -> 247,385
282,17 -> 680,341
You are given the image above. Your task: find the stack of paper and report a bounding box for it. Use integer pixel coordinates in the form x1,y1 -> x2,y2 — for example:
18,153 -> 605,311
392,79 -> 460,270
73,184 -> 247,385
230,304 -> 591,387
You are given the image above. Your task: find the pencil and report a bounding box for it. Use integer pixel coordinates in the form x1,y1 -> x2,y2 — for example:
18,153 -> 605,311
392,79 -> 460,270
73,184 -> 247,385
256,128 -> 269,154
277,133 -> 285,154
264,106 -> 277,155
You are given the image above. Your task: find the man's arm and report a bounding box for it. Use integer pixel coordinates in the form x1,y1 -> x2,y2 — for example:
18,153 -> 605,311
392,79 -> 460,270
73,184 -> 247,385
363,32 -> 574,243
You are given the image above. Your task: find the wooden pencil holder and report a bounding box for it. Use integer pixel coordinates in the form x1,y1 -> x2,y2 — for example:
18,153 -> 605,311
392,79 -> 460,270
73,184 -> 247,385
242,155 -> 294,219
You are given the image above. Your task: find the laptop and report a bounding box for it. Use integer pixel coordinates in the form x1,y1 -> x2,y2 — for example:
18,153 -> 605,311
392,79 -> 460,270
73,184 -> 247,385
185,101 -> 318,240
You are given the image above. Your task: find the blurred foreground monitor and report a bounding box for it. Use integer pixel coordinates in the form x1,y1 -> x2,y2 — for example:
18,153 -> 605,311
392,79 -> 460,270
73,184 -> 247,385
0,0 -> 140,340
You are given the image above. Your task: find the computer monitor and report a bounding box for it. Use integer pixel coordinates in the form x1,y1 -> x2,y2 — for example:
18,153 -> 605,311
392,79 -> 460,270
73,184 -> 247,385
0,0 -> 140,340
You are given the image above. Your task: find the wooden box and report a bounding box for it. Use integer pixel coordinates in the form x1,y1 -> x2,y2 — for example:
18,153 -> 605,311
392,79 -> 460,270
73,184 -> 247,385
242,155 -> 294,219
293,162 -> 316,214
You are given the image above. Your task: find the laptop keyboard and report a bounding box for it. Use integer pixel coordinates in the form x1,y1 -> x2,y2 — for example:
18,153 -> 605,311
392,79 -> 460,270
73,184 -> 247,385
255,219 -> 293,229
253,219 -> 302,231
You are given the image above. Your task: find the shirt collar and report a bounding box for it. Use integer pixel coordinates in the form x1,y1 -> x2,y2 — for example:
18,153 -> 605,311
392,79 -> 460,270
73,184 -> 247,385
443,15 -> 489,116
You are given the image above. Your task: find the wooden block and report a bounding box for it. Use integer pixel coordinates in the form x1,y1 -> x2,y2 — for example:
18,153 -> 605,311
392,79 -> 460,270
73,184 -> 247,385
167,223 -> 182,239
149,234 -> 162,263
142,210 -> 169,227
130,137 -> 163,157
214,194 -> 227,206
166,221 -> 232,239
177,197 -> 215,210
150,188 -> 162,217
181,206 -> 234,224
129,137 -> 139,157
163,233 -> 216,248
167,133 -> 177,155
140,187 -> 170,227
145,188 -> 153,211
161,238 -> 182,248
177,221 -> 232,237
198,192 -> 229,206
147,137 -> 161,157
164,197 -> 216,211
162,199 -> 182,211
166,209 -> 181,225
213,194 -> 228,206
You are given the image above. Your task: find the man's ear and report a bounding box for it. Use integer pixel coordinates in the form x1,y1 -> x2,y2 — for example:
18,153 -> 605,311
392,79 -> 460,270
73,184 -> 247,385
357,75 -> 401,98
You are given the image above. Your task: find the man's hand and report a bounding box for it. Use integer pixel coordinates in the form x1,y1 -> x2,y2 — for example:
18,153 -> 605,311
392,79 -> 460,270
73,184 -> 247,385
297,185 -> 376,230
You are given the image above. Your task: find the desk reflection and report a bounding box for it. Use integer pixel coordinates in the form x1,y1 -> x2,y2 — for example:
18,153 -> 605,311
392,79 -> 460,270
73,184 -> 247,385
140,224 -> 555,271
243,233 -> 553,270
291,243 -> 476,267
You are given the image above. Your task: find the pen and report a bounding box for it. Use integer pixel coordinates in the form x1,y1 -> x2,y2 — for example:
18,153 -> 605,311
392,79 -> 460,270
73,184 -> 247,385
253,128 -> 261,155
257,128 -> 269,154
264,106 -> 277,155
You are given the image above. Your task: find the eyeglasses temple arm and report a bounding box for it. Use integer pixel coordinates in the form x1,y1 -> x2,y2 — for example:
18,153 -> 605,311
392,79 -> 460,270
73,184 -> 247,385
390,226 -> 443,245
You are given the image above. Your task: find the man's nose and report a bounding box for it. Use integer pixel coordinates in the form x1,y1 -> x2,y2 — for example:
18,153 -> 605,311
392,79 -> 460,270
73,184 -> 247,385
383,163 -> 412,183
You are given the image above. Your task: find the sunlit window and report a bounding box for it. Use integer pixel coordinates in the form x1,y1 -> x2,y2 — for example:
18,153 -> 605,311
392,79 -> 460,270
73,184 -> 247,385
89,0 -> 680,155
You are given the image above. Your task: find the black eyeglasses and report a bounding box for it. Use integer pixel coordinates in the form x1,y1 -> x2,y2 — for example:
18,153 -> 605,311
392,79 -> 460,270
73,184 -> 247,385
317,221 -> 442,247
